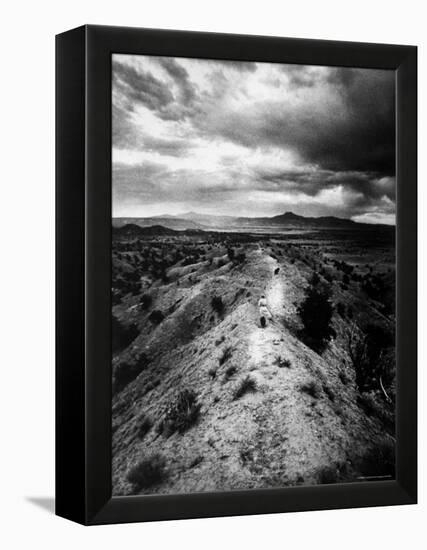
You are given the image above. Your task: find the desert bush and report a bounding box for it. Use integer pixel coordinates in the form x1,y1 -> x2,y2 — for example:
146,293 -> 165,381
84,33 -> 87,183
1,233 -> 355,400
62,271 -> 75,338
148,309 -> 164,324
345,323 -> 394,393
274,356 -> 292,369
227,247 -> 235,261
126,453 -> 167,491
215,335 -> 225,346
139,293 -> 153,310
163,389 -> 201,434
233,375 -> 257,400
211,295 -> 224,315
236,252 -> 246,264
114,356 -> 148,394
208,366 -> 217,379
297,282 -> 334,352
309,272 -> 321,286
338,370 -> 350,385
357,391 -> 395,432
112,315 -> 139,354
336,302 -> 346,317
219,346 -> 233,366
189,455 -> 204,468
136,414 -> 153,439
317,462 -> 349,484
324,272 -> 333,283
357,438 -> 395,478
300,380 -> 321,399
322,383 -> 335,402
225,365 -> 237,378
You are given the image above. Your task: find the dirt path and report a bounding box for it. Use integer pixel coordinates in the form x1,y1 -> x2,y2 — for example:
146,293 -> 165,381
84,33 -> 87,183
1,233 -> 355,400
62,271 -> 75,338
247,254 -> 286,368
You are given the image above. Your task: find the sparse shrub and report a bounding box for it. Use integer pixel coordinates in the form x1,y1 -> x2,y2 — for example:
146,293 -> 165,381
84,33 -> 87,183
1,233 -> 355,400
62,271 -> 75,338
233,375 -> 257,400
155,419 -> 165,435
274,356 -> 292,369
336,302 -> 346,317
322,383 -> 335,402
211,295 -> 224,315
139,293 -> 152,310
136,414 -> 153,439
112,315 -> 139,354
317,462 -> 349,484
148,309 -> 164,324
208,366 -> 217,379
227,247 -> 235,261
357,438 -> 395,478
236,252 -> 246,264
215,335 -> 225,346
300,380 -> 321,399
240,448 -> 254,464
309,272 -> 321,286
338,370 -> 350,385
219,346 -> 233,365
143,377 -> 160,395
357,392 -> 377,416
345,323 -> 394,393
163,389 -> 201,434
297,282 -> 334,353
225,365 -> 237,378
324,272 -> 333,283
332,403 -> 344,417
274,267 -> 280,275
189,455 -> 204,468
114,358 -> 147,394
126,453 -> 167,491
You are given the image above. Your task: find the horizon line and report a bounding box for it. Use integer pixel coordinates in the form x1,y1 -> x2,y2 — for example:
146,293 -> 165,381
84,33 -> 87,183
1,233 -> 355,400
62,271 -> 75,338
112,210 -> 396,226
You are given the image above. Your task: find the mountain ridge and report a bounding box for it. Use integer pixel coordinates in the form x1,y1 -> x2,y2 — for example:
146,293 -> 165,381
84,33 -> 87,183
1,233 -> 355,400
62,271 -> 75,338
113,211 -> 393,232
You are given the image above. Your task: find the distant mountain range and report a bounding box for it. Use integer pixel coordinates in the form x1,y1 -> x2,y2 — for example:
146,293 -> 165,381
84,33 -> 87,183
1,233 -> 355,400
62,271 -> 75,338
113,211 -> 392,233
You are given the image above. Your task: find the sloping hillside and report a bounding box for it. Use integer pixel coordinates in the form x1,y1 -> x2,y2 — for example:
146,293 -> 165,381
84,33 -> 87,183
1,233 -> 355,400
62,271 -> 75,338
112,235 -> 395,495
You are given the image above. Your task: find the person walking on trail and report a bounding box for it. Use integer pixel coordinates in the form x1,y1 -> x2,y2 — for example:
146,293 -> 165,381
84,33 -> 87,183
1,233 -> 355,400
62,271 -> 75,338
258,294 -> 272,328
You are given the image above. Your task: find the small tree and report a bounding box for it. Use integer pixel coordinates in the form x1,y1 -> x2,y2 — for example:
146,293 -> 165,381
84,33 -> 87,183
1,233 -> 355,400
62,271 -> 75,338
211,295 -> 224,315
344,323 -> 394,393
297,283 -> 334,352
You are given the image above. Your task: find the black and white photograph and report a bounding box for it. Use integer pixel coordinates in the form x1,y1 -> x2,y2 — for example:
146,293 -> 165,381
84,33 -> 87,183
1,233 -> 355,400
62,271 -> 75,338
111,54 -> 396,496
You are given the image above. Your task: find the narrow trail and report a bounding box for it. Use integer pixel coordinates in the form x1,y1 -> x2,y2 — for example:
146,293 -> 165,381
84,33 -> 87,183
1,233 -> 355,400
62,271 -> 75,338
247,252 -> 287,368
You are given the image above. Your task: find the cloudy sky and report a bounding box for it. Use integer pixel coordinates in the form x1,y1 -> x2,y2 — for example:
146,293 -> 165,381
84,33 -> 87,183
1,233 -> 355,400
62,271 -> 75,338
112,54 -> 395,224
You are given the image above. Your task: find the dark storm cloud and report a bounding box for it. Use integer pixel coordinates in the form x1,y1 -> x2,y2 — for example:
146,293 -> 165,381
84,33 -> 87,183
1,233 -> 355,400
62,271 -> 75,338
112,56 -> 395,222
256,167 -> 395,204
281,65 -> 319,88
222,60 -> 257,72
113,59 -> 174,112
157,57 -> 197,104
198,68 -> 395,176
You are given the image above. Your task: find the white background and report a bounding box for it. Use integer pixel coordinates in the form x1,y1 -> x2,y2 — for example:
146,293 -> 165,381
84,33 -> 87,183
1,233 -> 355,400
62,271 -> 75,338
0,0 -> 424,548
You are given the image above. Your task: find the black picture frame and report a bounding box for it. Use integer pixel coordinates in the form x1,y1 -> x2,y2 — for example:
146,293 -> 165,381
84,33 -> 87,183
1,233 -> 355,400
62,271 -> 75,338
56,24 -> 417,525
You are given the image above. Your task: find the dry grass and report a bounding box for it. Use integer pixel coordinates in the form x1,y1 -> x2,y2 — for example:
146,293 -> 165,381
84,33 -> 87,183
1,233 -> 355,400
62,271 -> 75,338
233,375 -> 257,400
126,453 -> 167,491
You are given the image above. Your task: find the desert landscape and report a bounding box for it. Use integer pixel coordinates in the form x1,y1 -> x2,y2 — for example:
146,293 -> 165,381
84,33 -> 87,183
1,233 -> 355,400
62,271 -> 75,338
111,212 -> 395,496
111,53 -> 396,496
